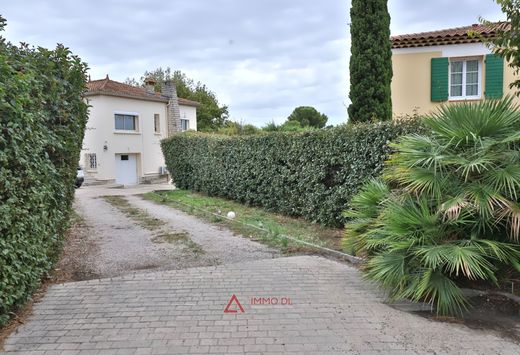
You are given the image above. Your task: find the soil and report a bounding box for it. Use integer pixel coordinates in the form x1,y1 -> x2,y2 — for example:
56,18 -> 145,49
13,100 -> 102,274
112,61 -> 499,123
416,293 -> 520,342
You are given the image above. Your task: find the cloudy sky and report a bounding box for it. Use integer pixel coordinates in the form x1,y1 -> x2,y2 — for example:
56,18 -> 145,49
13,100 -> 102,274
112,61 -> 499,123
1,0 -> 505,126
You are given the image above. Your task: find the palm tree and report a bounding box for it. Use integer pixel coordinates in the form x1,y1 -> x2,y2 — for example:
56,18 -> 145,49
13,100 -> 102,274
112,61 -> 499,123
343,98 -> 520,315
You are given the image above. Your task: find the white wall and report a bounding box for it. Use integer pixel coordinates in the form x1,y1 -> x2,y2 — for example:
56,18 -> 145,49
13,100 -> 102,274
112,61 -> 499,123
392,43 -> 492,57
81,96 -> 169,181
179,105 -> 197,131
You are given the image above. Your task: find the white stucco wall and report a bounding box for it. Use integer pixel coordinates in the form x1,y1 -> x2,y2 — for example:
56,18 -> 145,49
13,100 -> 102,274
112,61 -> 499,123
81,96 -> 168,181
81,95 -> 198,182
179,105 -> 197,131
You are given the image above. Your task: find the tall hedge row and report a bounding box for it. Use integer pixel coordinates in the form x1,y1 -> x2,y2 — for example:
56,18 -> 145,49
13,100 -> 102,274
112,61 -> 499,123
0,18 -> 88,324
162,121 -> 424,227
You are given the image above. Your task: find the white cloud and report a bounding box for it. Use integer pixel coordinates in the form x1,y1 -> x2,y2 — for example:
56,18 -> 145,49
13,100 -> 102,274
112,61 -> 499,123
1,0 -> 505,126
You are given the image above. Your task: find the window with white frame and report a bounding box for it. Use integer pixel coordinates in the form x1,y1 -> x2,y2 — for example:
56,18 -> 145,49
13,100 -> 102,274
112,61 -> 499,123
449,59 -> 482,100
115,114 -> 138,131
181,119 -> 189,131
154,114 -> 160,133
87,153 -> 97,170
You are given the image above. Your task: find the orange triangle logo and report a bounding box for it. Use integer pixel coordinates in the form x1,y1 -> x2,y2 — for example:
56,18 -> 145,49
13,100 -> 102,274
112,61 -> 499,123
224,294 -> 245,313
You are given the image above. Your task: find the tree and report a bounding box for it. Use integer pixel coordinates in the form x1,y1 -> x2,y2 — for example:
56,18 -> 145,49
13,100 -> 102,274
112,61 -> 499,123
126,67 -> 229,131
348,0 -> 392,123
287,106 -> 328,128
481,1 -> 520,93
215,121 -> 260,135
343,99 -> 520,315
262,120 -> 280,132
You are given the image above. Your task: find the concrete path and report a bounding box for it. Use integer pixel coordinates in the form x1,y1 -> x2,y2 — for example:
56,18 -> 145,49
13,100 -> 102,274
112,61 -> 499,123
3,256 -> 519,354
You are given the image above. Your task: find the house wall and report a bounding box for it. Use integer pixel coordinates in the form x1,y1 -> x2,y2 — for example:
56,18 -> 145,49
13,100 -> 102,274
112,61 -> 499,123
179,105 -> 197,131
391,43 -> 520,117
81,96 -> 169,181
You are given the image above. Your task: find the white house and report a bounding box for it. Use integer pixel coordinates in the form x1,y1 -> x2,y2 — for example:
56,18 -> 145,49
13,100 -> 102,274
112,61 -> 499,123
81,76 -> 199,185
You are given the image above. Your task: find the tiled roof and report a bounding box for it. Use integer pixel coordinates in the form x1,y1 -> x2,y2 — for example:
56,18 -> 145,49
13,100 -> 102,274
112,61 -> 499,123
178,98 -> 201,107
391,22 -> 509,49
86,76 -> 200,107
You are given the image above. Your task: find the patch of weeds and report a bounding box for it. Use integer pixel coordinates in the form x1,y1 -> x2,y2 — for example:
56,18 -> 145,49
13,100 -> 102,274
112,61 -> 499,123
102,196 -> 163,231
210,214 -> 224,223
152,231 -> 190,243
185,240 -> 204,254
152,231 -> 204,254
142,190 -> 344,255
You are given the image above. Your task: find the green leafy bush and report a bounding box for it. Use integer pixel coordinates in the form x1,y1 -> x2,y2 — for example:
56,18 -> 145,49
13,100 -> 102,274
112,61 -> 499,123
162,120 -> 423,227
0,18 -> 88,325
343,99 -> 520,315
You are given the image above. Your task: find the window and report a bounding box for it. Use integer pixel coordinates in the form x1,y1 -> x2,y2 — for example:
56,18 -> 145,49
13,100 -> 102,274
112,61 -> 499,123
181,119 -> 189,132
449,59 -> 481,100
87,153 -> 97,169
120,155 -> 129,161
154,114 -> 160,133
115,114 -> 137,131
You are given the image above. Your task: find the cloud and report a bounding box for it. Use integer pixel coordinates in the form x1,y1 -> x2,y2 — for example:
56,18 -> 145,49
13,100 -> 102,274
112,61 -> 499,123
1,0 -> 505,126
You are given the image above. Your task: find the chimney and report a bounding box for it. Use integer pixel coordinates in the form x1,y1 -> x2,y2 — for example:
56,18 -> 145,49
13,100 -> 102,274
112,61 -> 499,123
161,80 -> 181,136
144,77 -> 156,94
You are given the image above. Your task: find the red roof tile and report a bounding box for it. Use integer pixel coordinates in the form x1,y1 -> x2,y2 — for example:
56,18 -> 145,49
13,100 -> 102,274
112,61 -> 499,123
391,22 -> 509,49
86,76 -> 200,107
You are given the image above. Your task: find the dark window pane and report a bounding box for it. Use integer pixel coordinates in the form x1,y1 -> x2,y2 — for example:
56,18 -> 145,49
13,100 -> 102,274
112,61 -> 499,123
450,85 -> 462,97
115,115 -> 125,130
466,60 -> 478,72
466,84 -> 478,96
124,116 -> 135,130
451,61 -> 463,73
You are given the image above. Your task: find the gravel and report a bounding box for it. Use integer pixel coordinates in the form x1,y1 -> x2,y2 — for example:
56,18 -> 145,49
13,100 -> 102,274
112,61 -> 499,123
73,184 -> 279,279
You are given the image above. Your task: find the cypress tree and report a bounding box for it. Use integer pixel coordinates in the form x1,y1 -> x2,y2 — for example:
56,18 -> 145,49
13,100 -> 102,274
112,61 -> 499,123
348,0 -> 393,123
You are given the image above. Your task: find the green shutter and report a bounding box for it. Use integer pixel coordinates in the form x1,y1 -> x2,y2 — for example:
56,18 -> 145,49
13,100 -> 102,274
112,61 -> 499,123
431,57 -> 449,102
485,54 -> 504,99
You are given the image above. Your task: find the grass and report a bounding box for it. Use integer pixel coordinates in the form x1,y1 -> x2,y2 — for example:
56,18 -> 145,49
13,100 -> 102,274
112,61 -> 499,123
102,195 -> 163,231
102,195 -> 204,254
142,189 -> 343,254
152,231 -> 204,254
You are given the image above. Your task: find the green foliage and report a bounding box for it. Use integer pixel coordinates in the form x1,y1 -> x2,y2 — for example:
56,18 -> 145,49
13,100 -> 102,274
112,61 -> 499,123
0,18 -> 88,325
126,67 -> 229,131
348,0 -> 393,122
161,120 -> 423,227
215,121 -> 260,135
481,1 -> 520,94
343,99 -> 520,315
287,106 -> 328,128
262,120 -> 280,132
261,120 -> 319,133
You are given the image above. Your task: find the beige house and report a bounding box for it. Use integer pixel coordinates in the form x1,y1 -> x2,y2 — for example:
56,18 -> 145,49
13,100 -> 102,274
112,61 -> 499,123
81,76 -> 199,185
391,23 -> 518,117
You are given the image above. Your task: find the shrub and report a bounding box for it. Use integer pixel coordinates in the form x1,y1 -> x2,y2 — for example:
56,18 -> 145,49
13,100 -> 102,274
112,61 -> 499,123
162,120 -> 424,227
343,99 -> 520,315
0,18 -> 88,325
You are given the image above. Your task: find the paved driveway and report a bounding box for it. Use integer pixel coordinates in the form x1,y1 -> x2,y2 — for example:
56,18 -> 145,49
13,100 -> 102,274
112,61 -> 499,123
3,184 -> 519,354
3,256 -> 519,354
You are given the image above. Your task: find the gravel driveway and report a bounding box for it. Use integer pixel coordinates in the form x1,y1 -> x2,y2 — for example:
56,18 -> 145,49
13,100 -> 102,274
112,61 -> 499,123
73,184 -> 279,278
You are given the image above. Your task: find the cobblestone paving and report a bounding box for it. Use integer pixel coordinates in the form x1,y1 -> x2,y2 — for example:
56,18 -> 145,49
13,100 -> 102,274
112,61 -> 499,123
3,256 -> 519,354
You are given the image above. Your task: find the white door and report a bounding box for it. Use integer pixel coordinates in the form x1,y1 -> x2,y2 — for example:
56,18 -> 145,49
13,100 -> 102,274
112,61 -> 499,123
115,154 -> 138,185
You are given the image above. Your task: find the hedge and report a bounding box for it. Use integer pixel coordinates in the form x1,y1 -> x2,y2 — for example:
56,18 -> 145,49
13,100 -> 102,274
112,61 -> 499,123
0,18 -> 88,325
161,120 -> 424,227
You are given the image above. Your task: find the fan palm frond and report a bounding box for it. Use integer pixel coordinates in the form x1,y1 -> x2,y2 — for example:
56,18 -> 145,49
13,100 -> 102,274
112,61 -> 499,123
343,98 -> 520,316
